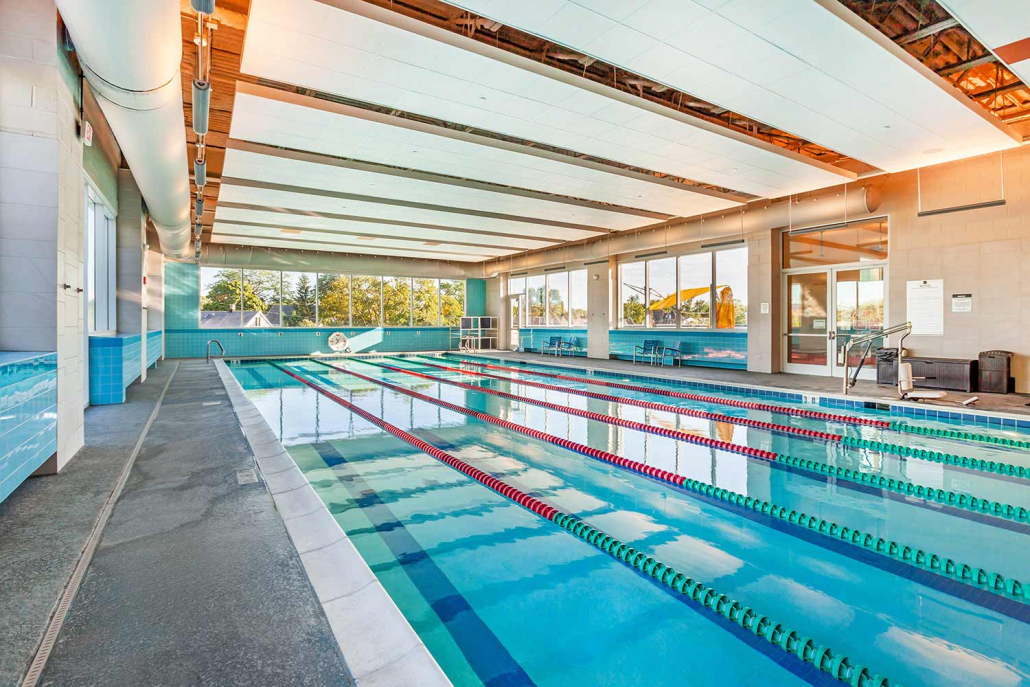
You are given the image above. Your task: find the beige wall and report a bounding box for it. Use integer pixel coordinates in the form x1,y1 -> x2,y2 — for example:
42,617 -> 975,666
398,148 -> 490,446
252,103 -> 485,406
875,148 -> 1030,392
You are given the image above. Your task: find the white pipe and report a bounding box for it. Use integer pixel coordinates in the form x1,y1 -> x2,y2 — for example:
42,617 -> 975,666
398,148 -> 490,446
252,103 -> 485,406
57,0 -> 192,259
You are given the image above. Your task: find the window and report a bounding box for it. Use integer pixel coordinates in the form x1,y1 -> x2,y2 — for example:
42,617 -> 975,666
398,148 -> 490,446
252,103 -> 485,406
508,276 -> 525,296
86,191 -> 116,333
619,262 -> 646,326
546,271 -> 569,326
678,253 -> 711,329
782,217 -> 888,269
317,274 -> 349,326
647,257 -> 677,328
526,275 -> 546,326
569,270 -> 587,326
243,269 -> 280,327
413,278 -> 440,326
351,276 -> 382,326
283,272 -> 317,327
200,267 -> 242,328
383,277 -> 412,326
715,247 -> 747,329
440,279 -> 465,327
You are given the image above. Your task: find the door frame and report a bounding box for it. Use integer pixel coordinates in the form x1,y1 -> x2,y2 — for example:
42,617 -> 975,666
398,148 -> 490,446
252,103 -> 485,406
781,262 -> 889,378
507,293 -> 525,351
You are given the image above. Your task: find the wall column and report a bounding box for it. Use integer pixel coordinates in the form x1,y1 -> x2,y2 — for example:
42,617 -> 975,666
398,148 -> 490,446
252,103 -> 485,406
586,259 -> 611,359
146,227 -> 165,360
746,229 -> 780,373
116,169 -> 146,381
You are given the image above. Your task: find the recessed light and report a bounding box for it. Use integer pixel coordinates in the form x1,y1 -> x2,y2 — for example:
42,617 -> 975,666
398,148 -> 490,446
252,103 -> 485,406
358,236 -> 376,241
922,147 -> 944,155
280,228 -> 301,235
424,241 -> 440,246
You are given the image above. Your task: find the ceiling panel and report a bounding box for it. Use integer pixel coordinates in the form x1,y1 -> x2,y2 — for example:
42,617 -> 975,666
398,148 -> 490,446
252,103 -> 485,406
442,0 -> 1020,171
209,233 -> 490,261
240,0 -> 855,198
213,206 -> 555,250
230,85 -> 744,217
215,183 -> 605,241
221,147 -> 660,231
939,0 -> 1030,85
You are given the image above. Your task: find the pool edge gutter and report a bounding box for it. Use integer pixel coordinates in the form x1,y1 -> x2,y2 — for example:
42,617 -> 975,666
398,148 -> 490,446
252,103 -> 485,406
213,359 -> 452,687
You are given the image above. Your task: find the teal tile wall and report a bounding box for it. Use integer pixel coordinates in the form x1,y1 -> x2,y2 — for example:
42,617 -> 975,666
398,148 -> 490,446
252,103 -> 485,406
165,260 -> 464,358
89,334 -> 142,405
515,327 -> 747,369
146,331 -> 163,368
466,278 -> 486,316
0,352 -> 57,503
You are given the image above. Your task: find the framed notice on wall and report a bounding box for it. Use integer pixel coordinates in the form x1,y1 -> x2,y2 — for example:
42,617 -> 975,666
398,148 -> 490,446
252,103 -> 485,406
906,279 -> 944,336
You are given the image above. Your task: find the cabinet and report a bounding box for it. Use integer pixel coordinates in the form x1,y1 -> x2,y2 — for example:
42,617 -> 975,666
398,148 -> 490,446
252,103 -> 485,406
877,357 -> 978,392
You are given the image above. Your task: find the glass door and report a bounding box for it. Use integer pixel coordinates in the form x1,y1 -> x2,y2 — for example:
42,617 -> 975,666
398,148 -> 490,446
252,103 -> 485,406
785,271 -> 831,375
783,267 -> 886,378
508,294 -> 524,351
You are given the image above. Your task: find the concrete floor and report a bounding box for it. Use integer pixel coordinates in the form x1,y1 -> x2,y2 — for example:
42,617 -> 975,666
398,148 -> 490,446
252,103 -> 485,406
484,351 -> 1030,417
0,363 -> 174,686
1,360 -> 354,686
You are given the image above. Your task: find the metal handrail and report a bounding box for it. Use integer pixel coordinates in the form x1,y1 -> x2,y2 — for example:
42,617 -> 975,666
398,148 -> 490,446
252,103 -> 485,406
842,322 -> 911,394
206,339 -> 225,363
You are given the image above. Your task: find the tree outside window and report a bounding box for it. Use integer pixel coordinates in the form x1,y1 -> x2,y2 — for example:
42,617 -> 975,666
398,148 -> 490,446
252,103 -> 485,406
440,279 -> 464,326
351,276 -> 382,326
317,274 -> 350,326
383,277 -> 413,326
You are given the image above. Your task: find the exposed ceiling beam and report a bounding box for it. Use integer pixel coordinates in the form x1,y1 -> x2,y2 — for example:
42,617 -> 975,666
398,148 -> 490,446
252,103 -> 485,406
896,18 -> 960,44
939,53 -> 997,75
211,232 -> 509,258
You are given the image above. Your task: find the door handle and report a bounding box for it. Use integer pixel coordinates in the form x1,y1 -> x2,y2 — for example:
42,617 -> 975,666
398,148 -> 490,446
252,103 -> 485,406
828,331 -> 836,340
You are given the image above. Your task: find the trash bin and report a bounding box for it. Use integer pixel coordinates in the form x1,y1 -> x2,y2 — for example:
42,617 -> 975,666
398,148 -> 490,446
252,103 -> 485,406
876,348 -> 899,385
979,350 -> 1014,394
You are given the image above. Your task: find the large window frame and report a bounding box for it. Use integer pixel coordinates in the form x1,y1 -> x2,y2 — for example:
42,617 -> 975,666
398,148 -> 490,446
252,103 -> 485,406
508,268 -> 587,328
86,185 -> 117,335
618,246 -> 748,331
197,269 -> 466,328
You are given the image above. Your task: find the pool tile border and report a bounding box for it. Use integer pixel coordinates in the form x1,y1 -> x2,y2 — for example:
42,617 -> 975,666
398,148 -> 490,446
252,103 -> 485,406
214,360 -> 451,687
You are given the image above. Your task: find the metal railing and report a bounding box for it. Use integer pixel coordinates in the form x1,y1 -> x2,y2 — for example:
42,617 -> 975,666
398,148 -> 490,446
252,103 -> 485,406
841,322 -> 911,395
206,339 -> 225,363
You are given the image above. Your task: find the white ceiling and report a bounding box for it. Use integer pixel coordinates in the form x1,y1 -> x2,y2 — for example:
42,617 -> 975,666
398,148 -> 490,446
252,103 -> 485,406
208,233 -> 492,261
215,183 -> 605,241
220,147 -> 659,231
938,0 -> 1030,85
240,0 -> 855,199
230,86 -> 743,218
213,206 -> 557,250
441,0 -> 1020,172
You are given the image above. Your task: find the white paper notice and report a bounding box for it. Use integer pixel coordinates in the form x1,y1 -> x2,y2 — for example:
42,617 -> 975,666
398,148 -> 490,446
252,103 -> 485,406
907,280 -> 944,336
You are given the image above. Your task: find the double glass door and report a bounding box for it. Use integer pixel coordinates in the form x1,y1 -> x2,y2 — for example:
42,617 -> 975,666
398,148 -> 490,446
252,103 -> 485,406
784,266 -> 886,377
508,294 -> 524,351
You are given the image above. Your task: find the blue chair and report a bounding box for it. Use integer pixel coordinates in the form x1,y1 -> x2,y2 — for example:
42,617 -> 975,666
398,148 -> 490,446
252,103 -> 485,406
560,337 -> 585,357
541,336 -> 563,356
633,339 -> 663,365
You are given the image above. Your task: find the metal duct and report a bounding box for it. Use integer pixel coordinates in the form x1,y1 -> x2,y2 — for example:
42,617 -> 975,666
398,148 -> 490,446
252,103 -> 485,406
197,245 -> 488,279
486,184 -> 882,275
57,0 -> 192,259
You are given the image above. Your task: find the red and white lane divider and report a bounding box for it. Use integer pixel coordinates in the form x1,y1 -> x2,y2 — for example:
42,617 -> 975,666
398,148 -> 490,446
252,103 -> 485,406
337,358 -> 776,461
441,355 -> 890,429
395,356 -> 842,442
268,362 -> 558,520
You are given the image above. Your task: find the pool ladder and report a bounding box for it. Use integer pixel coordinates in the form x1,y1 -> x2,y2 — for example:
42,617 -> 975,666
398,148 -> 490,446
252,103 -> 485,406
207,339 -> 225,363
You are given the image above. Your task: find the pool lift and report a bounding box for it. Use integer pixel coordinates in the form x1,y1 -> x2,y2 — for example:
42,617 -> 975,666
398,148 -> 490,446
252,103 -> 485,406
842,322 -> 945,401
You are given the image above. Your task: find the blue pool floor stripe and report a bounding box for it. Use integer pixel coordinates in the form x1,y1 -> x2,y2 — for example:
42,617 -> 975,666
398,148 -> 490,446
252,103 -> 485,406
377,357 -> 1030,537
312,441 -> 536,687
324,358 -> 1030,620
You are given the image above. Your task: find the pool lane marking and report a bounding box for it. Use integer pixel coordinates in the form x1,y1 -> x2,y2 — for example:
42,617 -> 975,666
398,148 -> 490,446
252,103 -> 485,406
269,361 -> 891,687
439,354 -> 888,429
310,359 -> 1030,619
439,355 -> 1030,483
386,358 -> 1030,534
310,441 -> 536,687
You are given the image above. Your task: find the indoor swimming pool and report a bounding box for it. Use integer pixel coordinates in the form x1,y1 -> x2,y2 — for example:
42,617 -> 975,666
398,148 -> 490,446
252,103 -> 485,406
230,354 -> 1030,687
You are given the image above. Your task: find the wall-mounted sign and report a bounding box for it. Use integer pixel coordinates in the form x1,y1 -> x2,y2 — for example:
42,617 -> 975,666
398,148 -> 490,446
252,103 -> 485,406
82,120 -> 93,147
907,279 -> 944,336
813,318 -> 826,330
951,293 -> 973,313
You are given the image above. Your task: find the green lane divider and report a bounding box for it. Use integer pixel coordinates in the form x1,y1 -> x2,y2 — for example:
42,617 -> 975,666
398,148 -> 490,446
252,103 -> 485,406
843,435 -> 1030,480
777,453 -> 1030,525
677,479 -> 1027,603
890,420 -> 1030,450
550,511 -> 900,687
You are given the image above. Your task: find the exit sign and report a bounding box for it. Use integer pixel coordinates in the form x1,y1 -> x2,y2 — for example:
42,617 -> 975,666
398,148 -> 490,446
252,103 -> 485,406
82,121 -> 93,146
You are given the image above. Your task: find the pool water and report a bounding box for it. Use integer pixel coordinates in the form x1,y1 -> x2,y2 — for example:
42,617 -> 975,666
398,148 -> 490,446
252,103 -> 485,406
232,354 -> 1030,687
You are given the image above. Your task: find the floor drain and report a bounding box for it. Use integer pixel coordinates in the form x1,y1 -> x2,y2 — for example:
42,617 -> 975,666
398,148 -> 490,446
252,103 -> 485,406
236,469 -> 258,485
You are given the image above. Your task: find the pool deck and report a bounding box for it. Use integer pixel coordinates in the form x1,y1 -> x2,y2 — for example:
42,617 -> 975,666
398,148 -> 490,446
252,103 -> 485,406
474,351 -> 1030,418
1,360 -> 356,686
